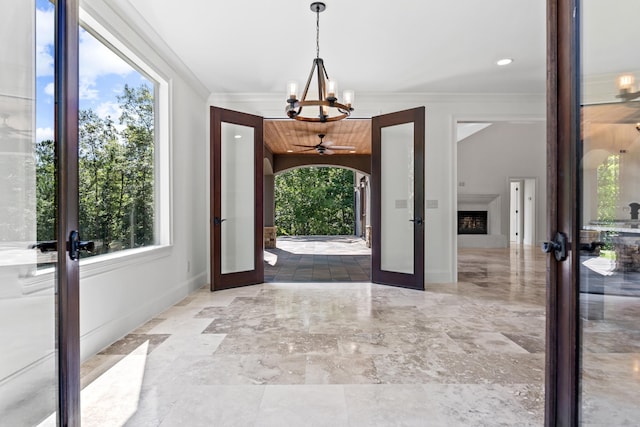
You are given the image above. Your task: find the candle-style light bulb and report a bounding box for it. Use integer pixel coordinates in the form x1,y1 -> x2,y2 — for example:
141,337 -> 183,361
327,79 -> 337,98
287,81 -> 298,100
343,90 -> 354,107
618,74 -> 635,93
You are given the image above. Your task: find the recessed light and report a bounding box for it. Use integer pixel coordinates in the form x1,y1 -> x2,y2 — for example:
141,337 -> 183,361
349,150 -> 356,153
286,149 -> 293,153
496,58 -> 513,66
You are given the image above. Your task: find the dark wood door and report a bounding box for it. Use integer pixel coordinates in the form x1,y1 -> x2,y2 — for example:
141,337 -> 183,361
371,107 -> 425,290
57,0 -> 82,424
548,1 -> 640,425
210,107 -> 264,290
546,2 -> 579,422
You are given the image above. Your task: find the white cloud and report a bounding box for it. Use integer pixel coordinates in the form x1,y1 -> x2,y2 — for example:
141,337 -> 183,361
95,101 -> 122,120
44,82 -> 54,96
35,15 -> 136,100
78,29 -> 135,100
36,127 -> 54,142
79,80 -> 99,101
36,7 -> 55,77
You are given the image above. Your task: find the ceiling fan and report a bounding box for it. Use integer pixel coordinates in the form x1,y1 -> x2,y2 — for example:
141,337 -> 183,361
292,133 -> 355,155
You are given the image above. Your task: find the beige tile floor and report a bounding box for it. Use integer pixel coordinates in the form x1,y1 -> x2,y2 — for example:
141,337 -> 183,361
78,241 -> 552,426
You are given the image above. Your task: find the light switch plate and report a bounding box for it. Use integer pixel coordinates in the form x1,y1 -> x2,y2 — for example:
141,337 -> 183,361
426,200 -> 438,209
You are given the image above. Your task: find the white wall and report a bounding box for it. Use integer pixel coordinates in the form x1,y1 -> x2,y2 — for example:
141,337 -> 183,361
76,0 -> 210,359
211,93 -> 545,283
524,178 -> 537,245
458,121 -> 546,248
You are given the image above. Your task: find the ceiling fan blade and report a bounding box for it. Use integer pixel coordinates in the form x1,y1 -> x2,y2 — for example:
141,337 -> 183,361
328,145 -> 356,150
292,144 -> 315,148
296,147 -> 317,152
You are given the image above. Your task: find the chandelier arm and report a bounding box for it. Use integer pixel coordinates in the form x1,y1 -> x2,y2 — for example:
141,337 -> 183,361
316,58 -> 327,120
617,92 -> 640,102
320,60 -> 331,88
300,59 -> 318,104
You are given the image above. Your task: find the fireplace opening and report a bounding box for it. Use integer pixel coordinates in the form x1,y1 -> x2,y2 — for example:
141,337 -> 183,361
458,211 -> 488,235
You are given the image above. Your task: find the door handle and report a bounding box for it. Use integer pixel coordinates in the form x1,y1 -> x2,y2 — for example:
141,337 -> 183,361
214,217 -> 227,226
32,241 -> 57,252
67,230 -> 95,261
32,237 -> 94,258
580,241 -> 604,253
542,231 -> 568,261
409,217 -> 423,225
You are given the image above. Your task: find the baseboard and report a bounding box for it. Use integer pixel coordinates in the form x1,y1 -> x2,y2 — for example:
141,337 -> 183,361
425,270 -> 455,283
79,270 -> 208,361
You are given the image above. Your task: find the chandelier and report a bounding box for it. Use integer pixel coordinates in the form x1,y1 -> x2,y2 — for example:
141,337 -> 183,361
617,74 -> 640,101
286,2 -> 354,123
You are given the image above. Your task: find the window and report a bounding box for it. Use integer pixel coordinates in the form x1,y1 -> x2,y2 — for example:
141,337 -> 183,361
35,0 -> 170,267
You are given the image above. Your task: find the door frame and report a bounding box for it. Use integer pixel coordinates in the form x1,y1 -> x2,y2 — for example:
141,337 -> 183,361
546,0 -> 580,424
56,0 -> 81,424
210,107 -> 264,290
371,107 -> 425,290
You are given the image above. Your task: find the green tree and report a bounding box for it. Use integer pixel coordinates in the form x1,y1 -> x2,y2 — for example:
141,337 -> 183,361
275,167 -> 355,235
597,154 -> 619,222
35,83 -> 155,258
35,139 -> 56,241
118,84 -> 155,247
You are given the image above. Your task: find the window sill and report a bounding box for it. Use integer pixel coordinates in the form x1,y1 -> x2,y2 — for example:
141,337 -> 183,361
20,245 -> 173,295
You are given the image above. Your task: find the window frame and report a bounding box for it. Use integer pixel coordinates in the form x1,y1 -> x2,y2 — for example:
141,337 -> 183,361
24,7 -> 173,291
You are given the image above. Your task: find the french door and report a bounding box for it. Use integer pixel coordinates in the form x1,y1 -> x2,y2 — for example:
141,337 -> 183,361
371,107 -> 425,290
210,107 -> 264,290
547,0 -> 640,425
0,0 -> 80,425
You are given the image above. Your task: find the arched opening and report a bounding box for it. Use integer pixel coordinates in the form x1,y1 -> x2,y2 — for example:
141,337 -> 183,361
263,165 -> 371,282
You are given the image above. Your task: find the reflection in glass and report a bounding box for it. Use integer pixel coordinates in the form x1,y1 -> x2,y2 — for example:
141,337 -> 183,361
380,123 -> 414,274
0,1 -> 57,424
580,2 -> 640,423
221,122 -> 255,274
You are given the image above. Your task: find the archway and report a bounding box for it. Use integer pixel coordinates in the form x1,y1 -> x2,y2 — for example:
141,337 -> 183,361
263,165 -> 371,282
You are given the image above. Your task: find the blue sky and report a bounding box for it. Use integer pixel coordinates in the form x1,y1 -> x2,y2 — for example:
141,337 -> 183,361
36,0 -> 150,142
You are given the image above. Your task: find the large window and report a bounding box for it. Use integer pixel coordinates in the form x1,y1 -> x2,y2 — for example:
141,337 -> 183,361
35,0 -> 168,264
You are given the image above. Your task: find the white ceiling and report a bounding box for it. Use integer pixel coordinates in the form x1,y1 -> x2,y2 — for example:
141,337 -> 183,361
121,0 -> 547,96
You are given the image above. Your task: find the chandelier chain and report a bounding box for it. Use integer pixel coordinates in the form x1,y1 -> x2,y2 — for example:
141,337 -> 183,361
316,7 -> 320,59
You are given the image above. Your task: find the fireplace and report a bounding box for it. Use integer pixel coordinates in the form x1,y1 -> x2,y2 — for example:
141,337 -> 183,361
458,211 -> 488,235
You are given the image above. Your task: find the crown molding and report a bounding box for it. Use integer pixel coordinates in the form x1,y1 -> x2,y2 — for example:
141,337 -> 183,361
82,0 -> 210,101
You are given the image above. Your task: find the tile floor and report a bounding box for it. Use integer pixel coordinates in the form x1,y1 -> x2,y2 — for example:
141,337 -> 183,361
77,240 -> 551,426
264,236 -> 371,282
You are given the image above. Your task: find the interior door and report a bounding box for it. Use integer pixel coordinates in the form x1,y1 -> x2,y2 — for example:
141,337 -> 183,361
210,107 -> 264,290
371,107 -> 425,290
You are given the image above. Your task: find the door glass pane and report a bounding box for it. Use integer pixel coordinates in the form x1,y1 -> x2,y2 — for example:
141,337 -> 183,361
580,1 -> 640,423
380,123 -> 414,274
221,122 -> 255,274
0,1 -> 58,424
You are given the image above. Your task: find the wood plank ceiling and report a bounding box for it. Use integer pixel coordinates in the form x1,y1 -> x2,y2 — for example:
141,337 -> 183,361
264,119 -> 371,155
